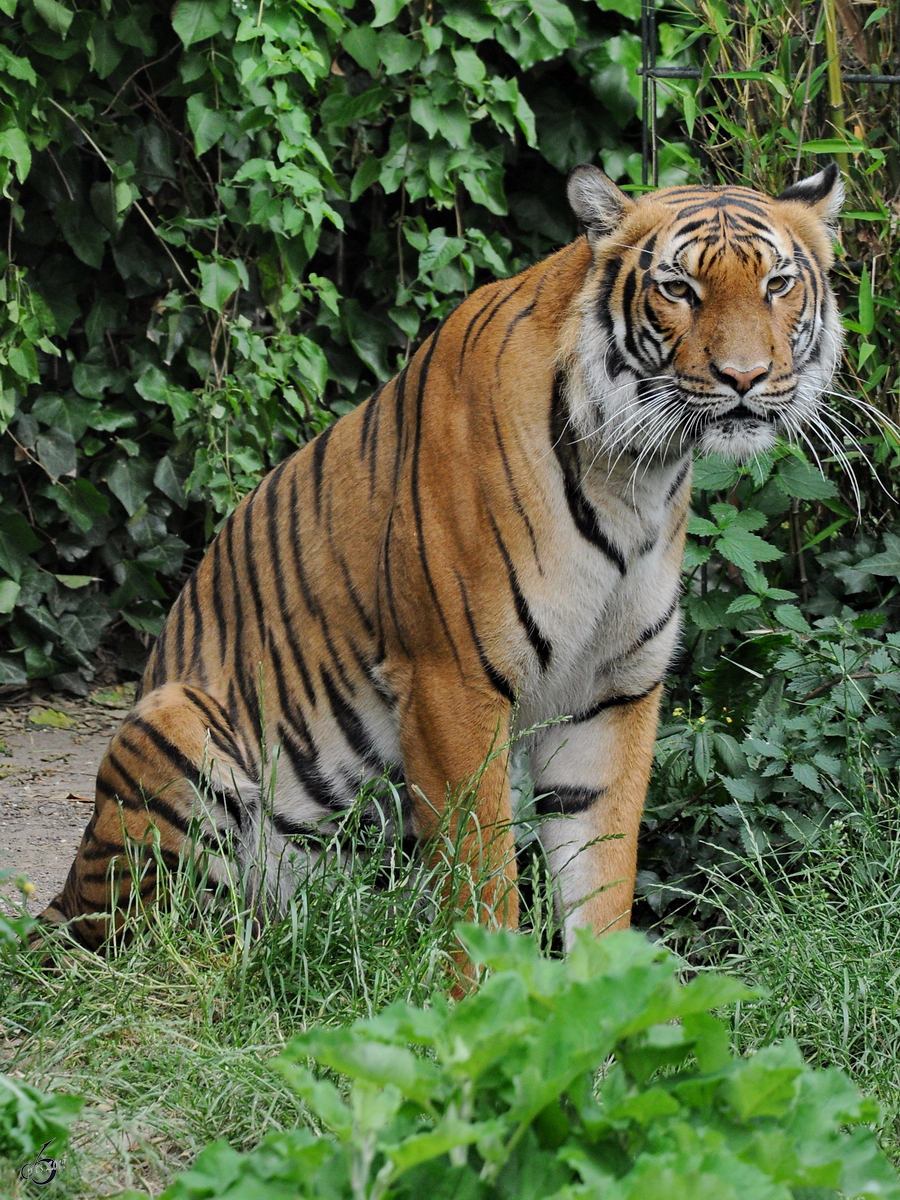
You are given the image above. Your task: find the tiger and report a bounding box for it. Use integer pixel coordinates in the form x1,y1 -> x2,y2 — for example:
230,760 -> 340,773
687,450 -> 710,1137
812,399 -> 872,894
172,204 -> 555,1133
38,162 -> 843,967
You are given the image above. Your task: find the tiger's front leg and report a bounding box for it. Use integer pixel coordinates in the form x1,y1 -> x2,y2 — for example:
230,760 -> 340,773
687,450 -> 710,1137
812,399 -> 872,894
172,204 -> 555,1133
530,684 -> 663,946
399,664 -> 519,941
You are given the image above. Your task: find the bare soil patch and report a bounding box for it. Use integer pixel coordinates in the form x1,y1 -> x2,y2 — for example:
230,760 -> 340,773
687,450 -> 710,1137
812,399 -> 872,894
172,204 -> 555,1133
0,688 -> 133,913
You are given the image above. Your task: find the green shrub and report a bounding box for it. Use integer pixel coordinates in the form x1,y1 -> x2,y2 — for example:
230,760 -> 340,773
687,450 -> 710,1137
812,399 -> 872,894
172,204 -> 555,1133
0,1074 -> 83,1171
143,925 -> 898,1200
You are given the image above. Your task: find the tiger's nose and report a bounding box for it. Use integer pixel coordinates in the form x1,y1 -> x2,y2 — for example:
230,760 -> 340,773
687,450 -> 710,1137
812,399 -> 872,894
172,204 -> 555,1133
712,363 -> 771,394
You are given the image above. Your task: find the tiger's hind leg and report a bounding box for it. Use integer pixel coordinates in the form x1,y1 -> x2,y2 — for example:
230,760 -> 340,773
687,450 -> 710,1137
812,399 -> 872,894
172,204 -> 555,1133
37,683 -> 263,949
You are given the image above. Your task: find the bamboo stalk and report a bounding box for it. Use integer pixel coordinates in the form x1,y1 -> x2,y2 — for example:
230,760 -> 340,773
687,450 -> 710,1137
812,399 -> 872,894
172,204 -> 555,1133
822,0 -> 849,172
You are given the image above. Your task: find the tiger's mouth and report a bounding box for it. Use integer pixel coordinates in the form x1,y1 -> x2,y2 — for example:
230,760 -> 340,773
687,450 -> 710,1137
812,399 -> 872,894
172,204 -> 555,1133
696,399 -> 782,460
704,401 -> 781,428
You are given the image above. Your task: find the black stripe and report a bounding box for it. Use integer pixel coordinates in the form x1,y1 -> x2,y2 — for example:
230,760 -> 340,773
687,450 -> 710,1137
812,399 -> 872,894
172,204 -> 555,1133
278,723 -> 349,812
311,421 -> 336,521
495,300 -> 536,364
408,323 -> 464,667
570,680 -> 662,725
183,686 -> 258,783
392,364 -> 409,489
80,836 -> 132,862
490,409 -> 541,569
457,291 -> 499,372
535,784 -> 606,816
221,501 -> 262,735
488,513 -> 551,670
630,593 -> 679,651
359,384 -> 384,458
272,811 -> 326,845
458,574 -> 516,706
470,279 -> 528,352
209,533 -> 229,666
597,257 -> 622,336
124,719 -> 246,832
550,373 -> 627,574
320,664 -> 380,766
264,472 -> 318,708
666,455 -> 691,502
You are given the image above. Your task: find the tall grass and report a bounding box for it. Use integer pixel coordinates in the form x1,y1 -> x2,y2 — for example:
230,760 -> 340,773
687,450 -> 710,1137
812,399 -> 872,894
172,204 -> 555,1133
694,763 -> 900,1158
0,763 -> 560,1198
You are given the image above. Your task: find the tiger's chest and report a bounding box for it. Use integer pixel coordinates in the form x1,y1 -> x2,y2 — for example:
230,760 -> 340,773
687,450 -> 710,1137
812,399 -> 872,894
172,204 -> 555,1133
513,454 -> 689,729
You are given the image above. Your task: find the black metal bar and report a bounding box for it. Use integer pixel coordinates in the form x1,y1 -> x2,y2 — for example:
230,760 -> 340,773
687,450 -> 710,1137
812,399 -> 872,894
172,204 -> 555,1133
638,67 -> 900,83
640,0 -> 650,186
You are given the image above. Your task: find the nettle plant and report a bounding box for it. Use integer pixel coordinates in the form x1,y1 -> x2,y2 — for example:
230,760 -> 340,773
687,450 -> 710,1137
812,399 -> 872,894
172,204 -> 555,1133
0,0 -> 696,691
143,926 -> 899,1200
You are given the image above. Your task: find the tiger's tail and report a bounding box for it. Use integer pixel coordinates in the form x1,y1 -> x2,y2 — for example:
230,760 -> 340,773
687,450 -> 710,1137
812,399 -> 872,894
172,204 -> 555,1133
37,682 -> 262,949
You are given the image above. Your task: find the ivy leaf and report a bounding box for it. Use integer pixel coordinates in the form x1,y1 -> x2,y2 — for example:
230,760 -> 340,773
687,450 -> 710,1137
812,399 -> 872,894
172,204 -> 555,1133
106,457 -> 153,516
0,127 -> 31,187
320,86 -> 392,128
186,94 -> 229,155
350,156 -> 381,203
171,0 -> 230,48
0,577 -> 20,613
342,24 -> 379,74
370,0 -> 406,28
198,259 -> 248,312
33,0 -> 73,38
36,429 -> 77,480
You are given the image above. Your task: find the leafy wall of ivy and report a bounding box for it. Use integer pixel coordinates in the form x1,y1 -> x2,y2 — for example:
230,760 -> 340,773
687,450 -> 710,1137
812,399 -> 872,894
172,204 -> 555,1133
0,0 -> 694,692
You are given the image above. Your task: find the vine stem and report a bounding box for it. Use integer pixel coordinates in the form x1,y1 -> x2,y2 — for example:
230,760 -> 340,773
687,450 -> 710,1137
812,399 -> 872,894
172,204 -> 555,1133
45,97 -> 200,300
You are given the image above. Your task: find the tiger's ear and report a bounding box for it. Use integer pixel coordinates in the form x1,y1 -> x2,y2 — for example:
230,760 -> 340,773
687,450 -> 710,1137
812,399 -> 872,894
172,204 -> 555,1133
776,163 -> 844,226
567,164 -> 633,239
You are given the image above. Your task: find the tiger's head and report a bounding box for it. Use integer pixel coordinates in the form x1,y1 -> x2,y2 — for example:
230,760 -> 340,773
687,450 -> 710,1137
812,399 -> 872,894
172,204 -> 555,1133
565,164 -> 844,463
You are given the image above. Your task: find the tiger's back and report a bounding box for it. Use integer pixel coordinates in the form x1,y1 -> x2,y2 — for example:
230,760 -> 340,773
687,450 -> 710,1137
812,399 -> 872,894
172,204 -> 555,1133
40,164 -> 843,962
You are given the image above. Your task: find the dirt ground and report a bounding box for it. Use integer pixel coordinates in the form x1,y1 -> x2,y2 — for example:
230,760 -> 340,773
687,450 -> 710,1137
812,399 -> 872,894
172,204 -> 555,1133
0,686 -> 135,915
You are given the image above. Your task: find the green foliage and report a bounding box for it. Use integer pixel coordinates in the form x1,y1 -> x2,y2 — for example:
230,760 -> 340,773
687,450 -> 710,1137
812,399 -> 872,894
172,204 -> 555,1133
0,869 -> 34,954
0,1073 -> 82,1167
0,0 -> 694,689
149,926 -> 898,1200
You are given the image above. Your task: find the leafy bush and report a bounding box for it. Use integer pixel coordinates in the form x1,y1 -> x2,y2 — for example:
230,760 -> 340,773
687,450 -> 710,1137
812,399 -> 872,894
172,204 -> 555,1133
0,0 -> 695,690
145,925 -> 898,1200
0,869 -> 35,955
0,1073 -> 82,1170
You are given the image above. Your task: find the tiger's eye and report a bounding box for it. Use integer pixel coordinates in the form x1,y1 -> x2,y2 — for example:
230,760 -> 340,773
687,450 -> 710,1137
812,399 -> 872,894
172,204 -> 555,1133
661,279 -> 691,300
767,275 -> 791,295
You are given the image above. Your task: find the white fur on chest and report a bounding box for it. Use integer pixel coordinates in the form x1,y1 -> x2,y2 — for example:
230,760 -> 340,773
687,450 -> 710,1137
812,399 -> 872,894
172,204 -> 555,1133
516,456 -> 686,728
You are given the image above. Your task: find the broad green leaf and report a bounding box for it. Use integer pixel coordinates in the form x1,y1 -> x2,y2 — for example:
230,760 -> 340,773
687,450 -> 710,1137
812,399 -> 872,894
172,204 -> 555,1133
198,259 -> 247,312
171,0 -> 229,47
36,429 -> 77,480
371,0 -> 405,27
33,0 -> 73,37
342,24 -> 379,73
379,30 -> 422,75
715,527 -> 782,571
350,156 -> 381,203
0,127 -> 31,185
773,455 -> 837,501
321,86 -> 392,128
774,603 -> 812,633
107,457 -> 153,516
186,94 -> 229,154
0,577 -> 20,613
54,574 -> 95,589
861,532 -> 900,578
